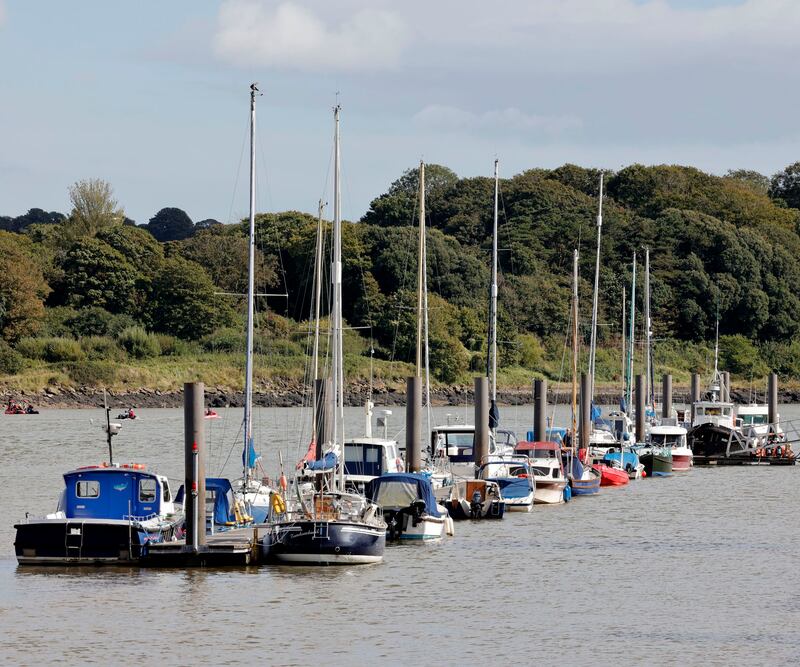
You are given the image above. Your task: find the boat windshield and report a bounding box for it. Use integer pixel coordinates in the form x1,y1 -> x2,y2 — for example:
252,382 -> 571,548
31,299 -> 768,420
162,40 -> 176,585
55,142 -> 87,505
650,434 -> 680,446
740,414 -> 768,425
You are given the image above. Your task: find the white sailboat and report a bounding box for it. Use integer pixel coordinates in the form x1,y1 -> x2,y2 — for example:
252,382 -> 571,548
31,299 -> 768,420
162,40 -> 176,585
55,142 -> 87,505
262,102 -> 386,564
230,83 -> 272,522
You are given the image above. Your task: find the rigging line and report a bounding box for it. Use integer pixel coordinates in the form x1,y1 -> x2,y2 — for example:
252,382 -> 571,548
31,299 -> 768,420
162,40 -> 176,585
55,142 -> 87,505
388,196 -> 419,370
225,108 -> 251,226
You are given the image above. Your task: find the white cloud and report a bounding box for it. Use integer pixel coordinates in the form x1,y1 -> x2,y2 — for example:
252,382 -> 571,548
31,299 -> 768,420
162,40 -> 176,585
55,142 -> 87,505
413,105 -> 583,136
213,0 -> 409,71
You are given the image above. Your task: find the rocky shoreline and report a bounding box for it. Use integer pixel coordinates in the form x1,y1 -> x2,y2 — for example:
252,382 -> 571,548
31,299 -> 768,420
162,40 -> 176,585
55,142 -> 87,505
3,381 -> 798,409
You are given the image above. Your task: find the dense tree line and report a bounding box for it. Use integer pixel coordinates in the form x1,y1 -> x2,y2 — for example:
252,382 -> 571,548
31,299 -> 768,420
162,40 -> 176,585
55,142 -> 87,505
2,162 -> 800,384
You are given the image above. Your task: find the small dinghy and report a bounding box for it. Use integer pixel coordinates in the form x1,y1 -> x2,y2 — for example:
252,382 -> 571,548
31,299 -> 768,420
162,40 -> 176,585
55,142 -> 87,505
592,462 -> 630,487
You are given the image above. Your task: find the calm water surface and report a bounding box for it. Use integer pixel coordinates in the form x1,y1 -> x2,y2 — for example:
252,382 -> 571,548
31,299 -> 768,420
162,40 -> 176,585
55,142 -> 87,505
2,404 -> 800,666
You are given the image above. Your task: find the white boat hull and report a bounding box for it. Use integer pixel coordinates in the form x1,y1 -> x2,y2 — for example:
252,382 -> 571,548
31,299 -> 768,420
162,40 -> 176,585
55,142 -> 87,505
533,482 -> 566,504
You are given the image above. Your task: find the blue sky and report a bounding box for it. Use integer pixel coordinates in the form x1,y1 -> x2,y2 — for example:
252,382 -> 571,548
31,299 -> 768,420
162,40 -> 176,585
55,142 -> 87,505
1,0 -> 798,225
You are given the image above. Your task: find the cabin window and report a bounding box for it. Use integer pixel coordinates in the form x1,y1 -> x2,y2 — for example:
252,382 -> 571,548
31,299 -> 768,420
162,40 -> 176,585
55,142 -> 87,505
696,408 -> 704,416
161,481 -> 171,502
723,408 -> 731,416
139,478 -> 157,502
366,447 -> 379,463
76,480 -> 100,498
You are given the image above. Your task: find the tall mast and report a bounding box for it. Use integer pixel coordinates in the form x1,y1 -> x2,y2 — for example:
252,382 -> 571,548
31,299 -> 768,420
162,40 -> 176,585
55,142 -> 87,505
416,162 -> 433,438
416,162 -> 425,376
242,82 -> 258,485
621,285 -> 626,409
331,103 -> 344,466
626,252 -> 636,412
310,198 -> 325,439
588,173 -> 604,403
571,249 -> 579,449
644,246 -> 652,412
489,159 -> 499,407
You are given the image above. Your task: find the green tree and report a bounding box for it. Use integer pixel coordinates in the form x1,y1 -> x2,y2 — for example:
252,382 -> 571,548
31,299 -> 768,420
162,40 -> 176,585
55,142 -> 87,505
60,238 -> 138,313
149,257 -> 232,339
362,164 -> 459,228
147,207 -> 194,242
0,232 -> 50,342
770,162 -> 800,210
62,179 -> 125,240
724,169 -> 770,196
180,226 -> 274,294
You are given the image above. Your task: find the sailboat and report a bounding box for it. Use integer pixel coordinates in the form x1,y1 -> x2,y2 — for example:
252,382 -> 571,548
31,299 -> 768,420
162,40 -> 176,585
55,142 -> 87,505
364,161 -> 454,540
430,160 -> 515,479
229,83 -> 273,523
634,248 -> 673,477
474,159 -> 533,509
261,103 -> 386,565
567,245 -> 600,496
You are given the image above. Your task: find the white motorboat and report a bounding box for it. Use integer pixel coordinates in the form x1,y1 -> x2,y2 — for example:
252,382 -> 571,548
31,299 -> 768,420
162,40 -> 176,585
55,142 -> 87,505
513,441 -> 567,504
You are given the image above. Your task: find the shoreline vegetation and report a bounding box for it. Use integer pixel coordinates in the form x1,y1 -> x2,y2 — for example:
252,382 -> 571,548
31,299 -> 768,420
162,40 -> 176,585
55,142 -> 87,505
2,350 -> 798,409
3,164 -> 800,407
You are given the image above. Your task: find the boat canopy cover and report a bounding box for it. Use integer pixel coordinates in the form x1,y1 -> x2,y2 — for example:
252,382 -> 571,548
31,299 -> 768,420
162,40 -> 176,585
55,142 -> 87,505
365,473 -> 441,517
306,451 -> 338,471
205,477 -> 237,524
490,477 -> 532,499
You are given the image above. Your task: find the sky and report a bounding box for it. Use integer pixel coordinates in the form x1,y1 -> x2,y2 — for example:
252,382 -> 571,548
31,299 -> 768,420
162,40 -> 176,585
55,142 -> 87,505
1,0 -> 799,225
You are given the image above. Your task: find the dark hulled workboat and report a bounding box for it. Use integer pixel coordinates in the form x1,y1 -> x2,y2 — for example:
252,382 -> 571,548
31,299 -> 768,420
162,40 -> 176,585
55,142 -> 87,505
14,464 -> 180,565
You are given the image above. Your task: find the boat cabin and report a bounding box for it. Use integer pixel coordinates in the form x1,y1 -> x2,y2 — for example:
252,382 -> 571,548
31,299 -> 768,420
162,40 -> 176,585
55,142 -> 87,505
648,425 -> 688,448
430,425 -> 514,462
56,464 -> 174,521
343,437 -> 403,489
692,401 -> 735,430
513,441 -> 565,477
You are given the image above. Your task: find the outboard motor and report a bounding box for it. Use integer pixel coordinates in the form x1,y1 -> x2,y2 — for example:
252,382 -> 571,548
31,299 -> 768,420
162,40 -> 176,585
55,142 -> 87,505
470,489 -> 483,519
410,498 -> 426,526
387,511 -> 401,541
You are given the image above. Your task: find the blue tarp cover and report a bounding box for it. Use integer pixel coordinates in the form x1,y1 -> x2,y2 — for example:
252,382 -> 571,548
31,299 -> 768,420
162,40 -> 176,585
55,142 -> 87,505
490,477 -> 532,499
205,477 -> 236,524
365,473 -> 442,517
306,451 -> 338,471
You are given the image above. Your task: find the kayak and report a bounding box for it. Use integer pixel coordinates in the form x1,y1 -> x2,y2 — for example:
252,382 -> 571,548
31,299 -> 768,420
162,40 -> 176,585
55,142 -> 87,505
592,463 -> 630,487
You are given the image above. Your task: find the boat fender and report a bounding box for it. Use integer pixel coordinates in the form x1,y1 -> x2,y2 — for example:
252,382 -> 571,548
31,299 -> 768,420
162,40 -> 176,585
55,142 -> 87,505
563,484 -> 571,502
270,493 -> 286,515
279,473 -> 288,492
641,470 -> 647,478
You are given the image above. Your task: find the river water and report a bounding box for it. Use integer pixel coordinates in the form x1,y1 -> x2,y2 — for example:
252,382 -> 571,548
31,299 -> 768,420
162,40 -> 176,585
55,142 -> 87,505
2,404 -> 800,666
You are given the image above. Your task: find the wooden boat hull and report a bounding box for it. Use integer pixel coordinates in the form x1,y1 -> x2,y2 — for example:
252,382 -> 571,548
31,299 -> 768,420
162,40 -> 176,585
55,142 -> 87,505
262,520 -> 386,564
570,471 -> 601,495
687,423 -> 733,460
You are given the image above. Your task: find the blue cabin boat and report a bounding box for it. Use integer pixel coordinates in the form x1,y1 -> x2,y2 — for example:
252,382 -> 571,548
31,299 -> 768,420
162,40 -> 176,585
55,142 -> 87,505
14,463 -> 181,565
